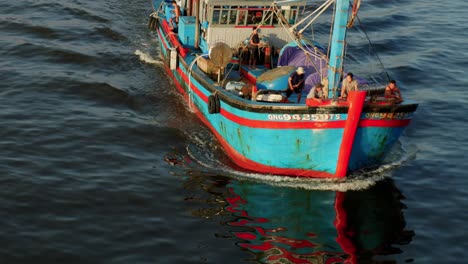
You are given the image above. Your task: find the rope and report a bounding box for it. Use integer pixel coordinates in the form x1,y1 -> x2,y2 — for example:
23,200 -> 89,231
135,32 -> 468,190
187,55 -> 208,112
297,0 -> 334,35
266,2 -> 332,84
326,1 -> 335,59
290,0 -> 333,31
356,15 -> 391,81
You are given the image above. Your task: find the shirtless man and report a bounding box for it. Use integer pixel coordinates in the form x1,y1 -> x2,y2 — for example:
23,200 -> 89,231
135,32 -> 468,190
171,1 -> 181,26
385,80 -> 403,103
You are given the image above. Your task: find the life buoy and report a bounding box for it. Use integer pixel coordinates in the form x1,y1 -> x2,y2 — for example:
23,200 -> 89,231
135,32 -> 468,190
208,94 -> 221,114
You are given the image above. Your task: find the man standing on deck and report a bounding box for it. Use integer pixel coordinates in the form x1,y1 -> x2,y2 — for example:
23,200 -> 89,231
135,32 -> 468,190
284,67 -> 305,103
248,27 -> 260,69
170,1 -> 181,28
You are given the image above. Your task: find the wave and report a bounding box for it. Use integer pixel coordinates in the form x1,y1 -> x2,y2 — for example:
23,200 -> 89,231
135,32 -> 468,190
134,50 -> 163,65
182,132 -> 415,192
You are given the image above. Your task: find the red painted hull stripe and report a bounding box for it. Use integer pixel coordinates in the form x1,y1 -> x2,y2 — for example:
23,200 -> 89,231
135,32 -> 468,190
359,119 -> 411,127
175,67 -> 411,129
221,110 -> 346,129
156,27 -> 168,50
192,104 -> 336,178
160,20 -> 188,58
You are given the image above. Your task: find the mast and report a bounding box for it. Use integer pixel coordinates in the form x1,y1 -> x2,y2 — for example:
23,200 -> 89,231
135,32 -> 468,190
194,0 -> 200,49
326,0 -> 351,98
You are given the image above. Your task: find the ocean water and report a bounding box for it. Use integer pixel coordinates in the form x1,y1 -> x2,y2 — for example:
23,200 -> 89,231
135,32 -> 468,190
1,0 -> 467,263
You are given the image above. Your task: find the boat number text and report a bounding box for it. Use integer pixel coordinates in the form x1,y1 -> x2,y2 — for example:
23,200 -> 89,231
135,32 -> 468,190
365,112 -> 411,119
268,114 -> 341,121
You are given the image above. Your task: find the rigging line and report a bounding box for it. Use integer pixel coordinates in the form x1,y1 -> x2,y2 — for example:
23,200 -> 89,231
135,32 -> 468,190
267,4 -> 321,65
272,3 -> 328,78
274,8 -> 313,59
356,15 -> 390,81
298,0 -> 335,34
273,6 -> 299,44
153,0 -> 163,12
291,0 -> 333,30
326,0 -> 336,59
278,16 -> 323,78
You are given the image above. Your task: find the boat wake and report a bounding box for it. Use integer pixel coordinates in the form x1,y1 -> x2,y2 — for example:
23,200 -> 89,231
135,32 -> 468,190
134,49 -> 163,65
185,137 -> 416,192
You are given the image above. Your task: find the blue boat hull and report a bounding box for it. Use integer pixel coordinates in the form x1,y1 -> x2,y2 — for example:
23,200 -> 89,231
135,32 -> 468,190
153,17 -> 417,178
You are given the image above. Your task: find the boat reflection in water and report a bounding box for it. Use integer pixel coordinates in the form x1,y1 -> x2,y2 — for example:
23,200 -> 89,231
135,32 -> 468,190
188,176 -> 414,263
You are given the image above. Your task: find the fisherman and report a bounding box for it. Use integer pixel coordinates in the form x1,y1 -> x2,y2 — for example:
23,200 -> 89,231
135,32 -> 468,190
284,67 -> 305,103
307,83 -> 326,102
170,0 -> 181,28
385,80 -> 403,103
248,27 -> 260,68
340,72 -> 358,99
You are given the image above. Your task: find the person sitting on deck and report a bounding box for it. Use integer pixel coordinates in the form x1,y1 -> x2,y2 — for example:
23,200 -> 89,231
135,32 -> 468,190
283,67 -> 305,103
385,80 -> 403,103
248,27 -> 260,69
170,1 -> 181,28
307,83 -> 326,102
340,72 -> 358,99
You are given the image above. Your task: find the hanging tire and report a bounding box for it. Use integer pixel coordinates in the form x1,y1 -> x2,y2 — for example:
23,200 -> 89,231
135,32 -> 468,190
148,16 -> 158,31
214,94 -> 220,113
152,18 -> 159,31
208,95 -> 216,114
148,16 -> 154,30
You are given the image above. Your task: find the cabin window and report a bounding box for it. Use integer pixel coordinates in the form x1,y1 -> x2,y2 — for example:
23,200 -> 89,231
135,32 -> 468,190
228,9 -> 237,24
208,5 -> 287,26
237,9 -> 247,26
220,9 -> 229,24
211,6 -> 239,25
263,10 -> 274,25
212,6 -> 221,24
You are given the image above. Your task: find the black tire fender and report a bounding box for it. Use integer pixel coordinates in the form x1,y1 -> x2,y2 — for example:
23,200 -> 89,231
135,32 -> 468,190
148,16 -> 154,29
148,16 -> 158,31
208,95 -> 216,114
214,93 -> 220,113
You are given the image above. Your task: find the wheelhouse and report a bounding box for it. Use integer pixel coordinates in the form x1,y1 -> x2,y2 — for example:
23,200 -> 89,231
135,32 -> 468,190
174,0 -> 308,52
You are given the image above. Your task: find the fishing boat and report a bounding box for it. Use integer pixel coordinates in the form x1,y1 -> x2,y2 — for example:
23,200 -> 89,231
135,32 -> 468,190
147,0 -> 418,178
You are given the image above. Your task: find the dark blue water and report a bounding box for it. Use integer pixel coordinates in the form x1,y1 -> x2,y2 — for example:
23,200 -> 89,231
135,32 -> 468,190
1,0 -> 467,263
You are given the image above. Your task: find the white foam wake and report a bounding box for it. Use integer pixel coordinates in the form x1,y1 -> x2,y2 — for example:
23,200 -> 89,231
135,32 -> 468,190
134,49 -> 162,65
184,138 -> 415,192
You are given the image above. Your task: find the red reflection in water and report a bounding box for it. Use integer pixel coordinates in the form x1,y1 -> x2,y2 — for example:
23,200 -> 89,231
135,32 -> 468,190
225,187 -> 348,263
222,181 -> 412,263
